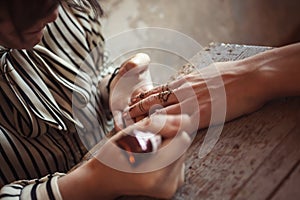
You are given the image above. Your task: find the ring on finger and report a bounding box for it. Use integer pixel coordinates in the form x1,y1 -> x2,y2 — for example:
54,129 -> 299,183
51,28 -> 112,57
161,84 -> 171,93
158,89 -> 173,103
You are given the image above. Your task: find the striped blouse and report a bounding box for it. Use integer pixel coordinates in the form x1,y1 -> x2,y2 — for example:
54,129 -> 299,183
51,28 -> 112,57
0,2 -> 108,199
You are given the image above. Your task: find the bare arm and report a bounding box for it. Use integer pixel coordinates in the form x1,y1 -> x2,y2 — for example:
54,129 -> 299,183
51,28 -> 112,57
251,42 -> 300,99
126,43 -> 300,128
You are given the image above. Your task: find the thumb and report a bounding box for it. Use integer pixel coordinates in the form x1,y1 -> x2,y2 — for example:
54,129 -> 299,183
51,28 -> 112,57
118,53 -> 150,77
110,53 -> 151,95
111,53 -> 153,99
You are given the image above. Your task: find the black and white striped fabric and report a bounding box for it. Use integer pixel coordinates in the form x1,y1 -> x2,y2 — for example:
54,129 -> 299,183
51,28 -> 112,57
0,2 -> 107,199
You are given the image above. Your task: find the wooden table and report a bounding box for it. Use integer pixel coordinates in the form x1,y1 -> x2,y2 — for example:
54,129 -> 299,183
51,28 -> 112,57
120,43 -> 300,200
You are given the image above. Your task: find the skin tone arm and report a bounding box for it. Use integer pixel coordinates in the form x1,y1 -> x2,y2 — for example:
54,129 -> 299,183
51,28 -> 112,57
252,42 -> 300,98
126,43 -> 300,129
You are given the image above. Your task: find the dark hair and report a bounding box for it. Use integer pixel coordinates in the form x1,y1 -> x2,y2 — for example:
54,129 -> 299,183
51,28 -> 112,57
0,0 -> 103,34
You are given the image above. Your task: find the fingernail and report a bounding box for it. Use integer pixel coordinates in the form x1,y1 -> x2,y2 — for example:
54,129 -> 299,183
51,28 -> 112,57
131,53 -> 150,66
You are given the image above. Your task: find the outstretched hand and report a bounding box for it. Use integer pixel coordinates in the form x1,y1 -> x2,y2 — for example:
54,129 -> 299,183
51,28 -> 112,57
125,60 -> 270,129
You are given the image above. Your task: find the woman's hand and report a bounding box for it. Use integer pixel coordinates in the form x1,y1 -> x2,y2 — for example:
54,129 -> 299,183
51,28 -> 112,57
108,53 -> 153,130
125,59 -> 272,129
58,114 -> 193,200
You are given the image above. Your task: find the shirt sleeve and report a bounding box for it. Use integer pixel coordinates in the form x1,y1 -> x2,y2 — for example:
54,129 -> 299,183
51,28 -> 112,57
0,173 -> 65,200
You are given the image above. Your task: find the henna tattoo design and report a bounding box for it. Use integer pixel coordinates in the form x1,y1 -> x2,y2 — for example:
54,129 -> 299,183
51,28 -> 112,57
158,90 -> 173,103
138,101 -> 146,113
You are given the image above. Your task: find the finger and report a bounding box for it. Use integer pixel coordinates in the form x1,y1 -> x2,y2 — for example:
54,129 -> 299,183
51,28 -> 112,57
115,53 -> 153,103
123,114 -> 135,128
131,114 -> 196,139
95,125 -> 190,173
118,113 -> 195,140
135,130 -> 191,172
127,85 -> 199,121
111,53 -> 150,94
122,114 -> 147,128
154,99 -> 212,131
126,90 -> 178,119
130,75 -> 195,105
130,84 -> 174,105
129,79 -> 199,118
154,95 -> 200,114
130,85 -> 164,105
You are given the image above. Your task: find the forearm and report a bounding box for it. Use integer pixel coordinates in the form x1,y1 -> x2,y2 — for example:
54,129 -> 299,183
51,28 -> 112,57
203,43 -> 300,123
240,42 -> 300,101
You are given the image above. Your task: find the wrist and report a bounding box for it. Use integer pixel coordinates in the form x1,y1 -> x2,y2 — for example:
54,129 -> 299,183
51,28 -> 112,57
217,59 -> 269,102
58,159 -> 120,200
218,58 -> 275,118
236,55 -> 276,103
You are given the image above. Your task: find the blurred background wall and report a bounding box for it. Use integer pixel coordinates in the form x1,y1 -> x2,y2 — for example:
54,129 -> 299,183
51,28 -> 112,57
99,0 -> 300,47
